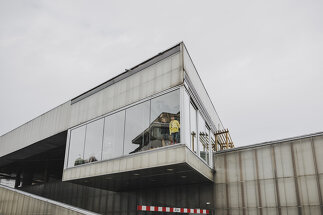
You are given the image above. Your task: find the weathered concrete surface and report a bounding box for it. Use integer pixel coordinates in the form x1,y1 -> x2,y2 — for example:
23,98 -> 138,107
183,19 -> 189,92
0,184 -> 99,215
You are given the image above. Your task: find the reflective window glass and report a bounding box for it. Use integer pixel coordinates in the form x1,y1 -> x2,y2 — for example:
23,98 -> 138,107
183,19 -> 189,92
190,103 -> 198,153
102,110 -> 125,160
198,112 -> 208,163
68,126 -> 86,167
149,90 -> 180,149
84,118 -> 104,163
124,101 -> 150,155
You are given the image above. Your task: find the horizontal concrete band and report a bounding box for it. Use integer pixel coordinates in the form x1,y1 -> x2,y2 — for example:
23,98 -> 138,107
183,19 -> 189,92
63,144 -> 213,182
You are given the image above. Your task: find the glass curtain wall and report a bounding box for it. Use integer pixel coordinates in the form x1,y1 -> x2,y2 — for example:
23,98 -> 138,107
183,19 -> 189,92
184,90 -> 215,166
189,103 -> 198,153
198,112 -> 209,164
66,89 -> 185,168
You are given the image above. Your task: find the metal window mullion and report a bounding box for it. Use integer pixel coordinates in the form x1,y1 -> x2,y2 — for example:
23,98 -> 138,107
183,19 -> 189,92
122,110 -> 127,156
83,125 -> 87,159
100,117 -> 106,161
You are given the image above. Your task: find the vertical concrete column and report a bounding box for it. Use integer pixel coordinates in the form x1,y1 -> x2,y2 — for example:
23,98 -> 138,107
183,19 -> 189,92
15,171 -> 21,188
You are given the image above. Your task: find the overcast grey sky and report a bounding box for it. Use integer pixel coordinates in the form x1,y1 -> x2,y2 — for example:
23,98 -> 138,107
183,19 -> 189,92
0,0 -> 322,147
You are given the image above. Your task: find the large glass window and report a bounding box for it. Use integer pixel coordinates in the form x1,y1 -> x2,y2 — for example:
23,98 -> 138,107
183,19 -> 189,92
198,112 -> 209,164
190,103 -> 198,153
64,88 -> 221,168
83,118 -> 104,163
102,110 -> 125,160
124,101 -> 150,155
149,90 -> 180,149
68,125 -> 86,167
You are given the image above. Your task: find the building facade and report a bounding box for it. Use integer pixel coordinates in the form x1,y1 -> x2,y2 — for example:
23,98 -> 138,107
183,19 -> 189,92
0,43 -> 322,215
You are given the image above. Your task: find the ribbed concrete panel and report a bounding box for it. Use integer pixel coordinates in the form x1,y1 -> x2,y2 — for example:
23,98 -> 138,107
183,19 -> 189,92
0,185 -> 99,215
0,50 -> 182,158
0,102 -> 71,158
214,132 -> 323,215
69,52 -> 182,127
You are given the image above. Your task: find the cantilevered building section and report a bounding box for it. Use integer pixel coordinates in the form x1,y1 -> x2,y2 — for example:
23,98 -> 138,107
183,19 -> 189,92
0,42 -> 227,214
0,42 -> 321,215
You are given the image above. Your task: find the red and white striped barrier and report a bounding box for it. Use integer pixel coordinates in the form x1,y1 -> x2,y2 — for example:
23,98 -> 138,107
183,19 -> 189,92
137,205 -> 209,214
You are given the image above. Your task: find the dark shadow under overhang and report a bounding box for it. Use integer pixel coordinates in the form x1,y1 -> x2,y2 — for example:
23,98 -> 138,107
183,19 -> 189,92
0,131 -> 67,169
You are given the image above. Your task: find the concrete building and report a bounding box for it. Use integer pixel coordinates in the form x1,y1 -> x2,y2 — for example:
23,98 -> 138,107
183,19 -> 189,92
0,42 -> 322,215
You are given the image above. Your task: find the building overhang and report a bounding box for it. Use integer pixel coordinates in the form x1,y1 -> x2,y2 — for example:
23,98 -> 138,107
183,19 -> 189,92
62,144 -> 214,191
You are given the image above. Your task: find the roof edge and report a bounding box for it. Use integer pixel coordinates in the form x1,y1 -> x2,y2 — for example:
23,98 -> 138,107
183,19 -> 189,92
214,131 -> 323,154
71,42 -> 182,104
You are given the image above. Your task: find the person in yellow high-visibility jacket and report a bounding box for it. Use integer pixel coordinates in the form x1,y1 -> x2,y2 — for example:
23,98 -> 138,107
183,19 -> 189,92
169,116 -> 180,144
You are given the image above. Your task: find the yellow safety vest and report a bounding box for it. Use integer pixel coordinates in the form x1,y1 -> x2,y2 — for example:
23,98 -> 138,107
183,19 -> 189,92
169,120 -> 180,134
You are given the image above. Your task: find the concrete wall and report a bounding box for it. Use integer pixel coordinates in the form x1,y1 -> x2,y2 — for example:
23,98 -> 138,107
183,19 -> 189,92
63,144 -> 213,183
0,185 -> 99,215
0,51 -> 182,158
213,132 -> 323,215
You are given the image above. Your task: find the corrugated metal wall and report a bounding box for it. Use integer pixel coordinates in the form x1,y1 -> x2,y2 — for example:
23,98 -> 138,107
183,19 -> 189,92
214,134 -> 323,215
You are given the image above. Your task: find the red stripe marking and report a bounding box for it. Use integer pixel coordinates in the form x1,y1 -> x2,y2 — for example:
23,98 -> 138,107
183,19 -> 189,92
137,205 -> 210,214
